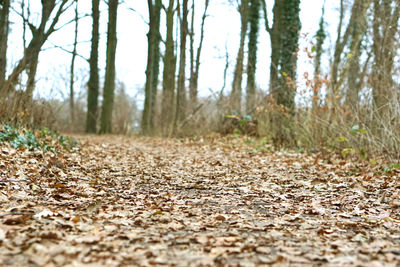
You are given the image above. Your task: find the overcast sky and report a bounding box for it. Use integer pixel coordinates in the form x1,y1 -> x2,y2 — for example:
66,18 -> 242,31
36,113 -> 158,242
7,0 -> 340,105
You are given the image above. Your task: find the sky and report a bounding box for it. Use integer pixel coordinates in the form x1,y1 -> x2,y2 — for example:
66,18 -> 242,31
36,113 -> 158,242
7,0 -> 340,107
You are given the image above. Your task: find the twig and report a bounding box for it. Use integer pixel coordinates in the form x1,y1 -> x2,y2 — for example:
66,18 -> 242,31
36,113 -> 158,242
0,212 -> 35,218
179,103 -> 204,129
0,179 -> 30,183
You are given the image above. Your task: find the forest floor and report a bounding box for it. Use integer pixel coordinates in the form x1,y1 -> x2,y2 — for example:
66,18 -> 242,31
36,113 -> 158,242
1,135 -> 400,266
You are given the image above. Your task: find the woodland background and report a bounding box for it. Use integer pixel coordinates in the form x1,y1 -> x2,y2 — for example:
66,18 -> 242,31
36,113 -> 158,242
0,0 -> 399,160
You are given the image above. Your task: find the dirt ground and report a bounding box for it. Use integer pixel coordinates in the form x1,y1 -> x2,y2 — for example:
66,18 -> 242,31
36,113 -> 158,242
1,135 -> 400,266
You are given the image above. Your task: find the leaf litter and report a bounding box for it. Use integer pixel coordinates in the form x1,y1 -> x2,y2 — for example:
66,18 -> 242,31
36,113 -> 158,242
0,135 -> 400,266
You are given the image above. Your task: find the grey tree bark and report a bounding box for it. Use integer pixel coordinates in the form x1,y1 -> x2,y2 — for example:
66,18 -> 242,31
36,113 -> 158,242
86,0 -> 100,133
161,0 -> 177,136
100,0 -> 119,134
0,0 -> 10,87
141,0 -> 162,135
174,0 -> 189,132
231,0 -> 249,113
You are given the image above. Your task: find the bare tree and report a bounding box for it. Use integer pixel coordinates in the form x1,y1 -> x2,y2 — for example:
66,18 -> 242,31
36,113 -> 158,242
245,0 -> 260,114
69,0 -> 79,127
0,0 -> 10,87
141,0 -> 162,135
231,0 -> 249,113
100,0 -> 119,133
86,0 -> 100,133
161,0 -> 177,136
174,0 -> 189,132
371,0 -> 400,115
263,0 -> 301,147
0,0 -> 73,102
188,0 -> 209,105
329,0 -> 371,107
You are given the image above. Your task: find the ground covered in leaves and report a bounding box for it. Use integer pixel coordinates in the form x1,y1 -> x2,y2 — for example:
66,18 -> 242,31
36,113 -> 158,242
1,135 -> 400,266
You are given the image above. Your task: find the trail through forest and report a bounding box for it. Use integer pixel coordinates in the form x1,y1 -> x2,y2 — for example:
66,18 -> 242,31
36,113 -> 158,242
1,136 -> 400,266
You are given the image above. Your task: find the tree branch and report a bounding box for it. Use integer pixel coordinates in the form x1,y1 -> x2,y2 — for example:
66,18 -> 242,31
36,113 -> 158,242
261,0 -> 271,33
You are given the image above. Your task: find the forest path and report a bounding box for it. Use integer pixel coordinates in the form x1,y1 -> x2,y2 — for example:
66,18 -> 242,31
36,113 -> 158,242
1,135 -> 400,266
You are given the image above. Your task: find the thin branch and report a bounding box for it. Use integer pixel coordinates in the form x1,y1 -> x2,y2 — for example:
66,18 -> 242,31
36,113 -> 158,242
127,7 -> 149,25
261,0 -> 271,33
0,212 -> 35,218
45,0 -> 74,39
43,41 -> 89,62
53,13 -> 91,33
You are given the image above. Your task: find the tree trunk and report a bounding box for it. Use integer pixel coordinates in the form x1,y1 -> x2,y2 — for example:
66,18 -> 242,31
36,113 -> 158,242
329,0 -> 370,106
141,0 -> 162,135
70,0 -> 79,128
267,0 -> 282,98
344,0 -> 371,108
267,0 -> 301,147
231,0 -> 249,113
161,0 -> 176,136
25,51 -> 39,101
245,0 -> 260,115
0,0 -> 69,99
276,0 -> 300,111
100,0 -> 118,134
149,0 -> 162,132
0,0 -> 10,87
174,0 -> 189,132
313,3 -> 326,111
189,0 -> 209,105
86,0 -> 100,133
371,0 -> 400,116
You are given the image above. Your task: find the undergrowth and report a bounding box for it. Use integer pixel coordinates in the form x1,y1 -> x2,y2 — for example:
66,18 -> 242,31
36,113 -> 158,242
0,124 -> 79,153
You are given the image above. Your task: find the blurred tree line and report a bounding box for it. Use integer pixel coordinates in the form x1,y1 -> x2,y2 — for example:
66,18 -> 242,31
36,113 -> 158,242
0,0 -> 399,158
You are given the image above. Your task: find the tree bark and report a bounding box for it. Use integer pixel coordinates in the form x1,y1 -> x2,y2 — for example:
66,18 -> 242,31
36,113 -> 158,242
141,0 -> 162,135
0,0 -> 10,87
161,0 -> 177,136
174,0 -> 189,132
264,0 -> 282,98
371,0 -> 400,116
100,0 -> 118,134
245,0 -> 260,114
189,0 -> 209,105
329,0 -> 370,106
313,3 -> 326,111
344,0 -> 370,108
231,0 -> 249,113
266,0 -> 301,147
0,0 -> 70,100
69,0 -> 79,127
86,0 -> 100,133
149,0 -> 162,132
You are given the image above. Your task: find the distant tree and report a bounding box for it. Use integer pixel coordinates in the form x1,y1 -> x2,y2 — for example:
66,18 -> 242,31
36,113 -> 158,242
245,0 -> 260,114
100,0 -> 119,134
344,0 -> 371,108
313,2 -> 326,110
69,0 -> 79,127
141,0 -> 162,135
231,0 -> 249,113
0,0 -> 72,101
263,0 -> 301,147
262,0 -> 280,98
173,0 -> 189,132
161,0 -> 177,136
371,0 -> 400,115
276,0 -> 300,112
329,0 -> 371,107
188,0 -> 209,105
86,0 -> 100,133
0,0 -> 10,87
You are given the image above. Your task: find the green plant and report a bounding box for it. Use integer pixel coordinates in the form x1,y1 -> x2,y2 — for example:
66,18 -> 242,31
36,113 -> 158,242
336,125 -> 368,159
0,124 -> 78,153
